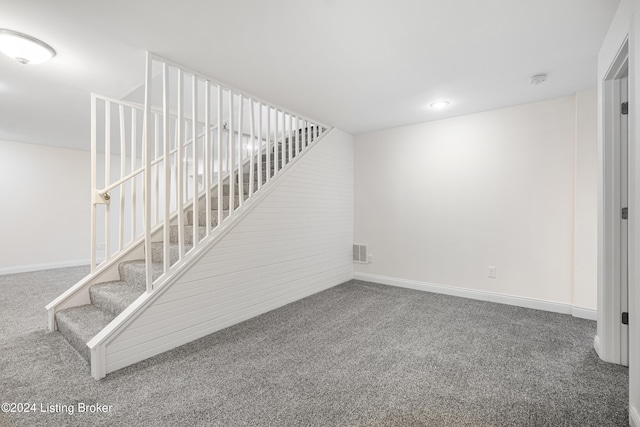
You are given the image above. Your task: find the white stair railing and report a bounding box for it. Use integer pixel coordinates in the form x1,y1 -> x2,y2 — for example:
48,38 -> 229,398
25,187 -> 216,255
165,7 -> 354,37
91,52 -> 329,293
90,95 -> 215,271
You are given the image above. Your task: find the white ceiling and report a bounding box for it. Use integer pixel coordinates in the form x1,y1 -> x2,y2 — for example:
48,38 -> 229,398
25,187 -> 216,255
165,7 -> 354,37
0,0 -> 620,151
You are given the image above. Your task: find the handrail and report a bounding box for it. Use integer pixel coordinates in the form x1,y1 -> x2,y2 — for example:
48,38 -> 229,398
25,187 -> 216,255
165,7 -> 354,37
95,126 -> 217,196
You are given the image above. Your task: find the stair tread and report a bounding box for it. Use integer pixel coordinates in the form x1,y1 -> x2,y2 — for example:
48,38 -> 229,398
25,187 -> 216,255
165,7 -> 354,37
150,241 -> 193,264
55,305 -> 116,361
170,224 -> 208,244
90,280 -> 145,317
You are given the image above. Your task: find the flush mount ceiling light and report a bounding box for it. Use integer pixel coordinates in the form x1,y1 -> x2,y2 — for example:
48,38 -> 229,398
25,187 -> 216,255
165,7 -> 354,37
429,100 -> 450,110
529,73 -> 548,85
0,29 -> 56,66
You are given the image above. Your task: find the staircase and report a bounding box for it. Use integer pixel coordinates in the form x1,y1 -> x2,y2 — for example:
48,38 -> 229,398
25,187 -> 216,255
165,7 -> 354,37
54,143 -> 298,363
46,53 -> 330,378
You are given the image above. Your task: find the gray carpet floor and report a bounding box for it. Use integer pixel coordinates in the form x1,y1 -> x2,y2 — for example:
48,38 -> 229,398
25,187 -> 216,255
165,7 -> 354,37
0,266 -> 629,426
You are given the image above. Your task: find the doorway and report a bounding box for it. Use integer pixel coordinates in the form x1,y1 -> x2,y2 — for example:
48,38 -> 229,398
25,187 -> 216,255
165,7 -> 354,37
620,67 -> 629,367
600,38 -> 629,367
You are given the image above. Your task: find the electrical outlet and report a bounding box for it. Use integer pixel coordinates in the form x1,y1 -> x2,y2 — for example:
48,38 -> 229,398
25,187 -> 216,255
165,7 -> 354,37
368,254 -> 373,263
488,266 -> 496,278
96,244 -> 106,251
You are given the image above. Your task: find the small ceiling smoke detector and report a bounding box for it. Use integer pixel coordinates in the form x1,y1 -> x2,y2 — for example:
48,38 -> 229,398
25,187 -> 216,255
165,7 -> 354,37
0,29 -> 56,66
529,74 -> 548,85
429,100 -> 450,110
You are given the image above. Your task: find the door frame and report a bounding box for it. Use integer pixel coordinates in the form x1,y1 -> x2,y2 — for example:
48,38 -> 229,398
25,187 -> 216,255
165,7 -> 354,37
596,38 -> 628,365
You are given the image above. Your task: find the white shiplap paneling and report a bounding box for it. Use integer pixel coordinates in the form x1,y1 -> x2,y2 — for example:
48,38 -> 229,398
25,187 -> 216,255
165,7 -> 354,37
103,129 -> 354,374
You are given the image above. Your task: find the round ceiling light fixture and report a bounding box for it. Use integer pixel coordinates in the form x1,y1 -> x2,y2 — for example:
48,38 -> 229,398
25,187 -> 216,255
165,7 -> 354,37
529,74 -> 548,85
0,29 -> 56,66
429,100 -> 450,110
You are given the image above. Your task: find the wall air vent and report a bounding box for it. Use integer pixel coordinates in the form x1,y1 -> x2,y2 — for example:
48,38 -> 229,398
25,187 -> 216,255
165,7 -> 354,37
353,244 -> 368,263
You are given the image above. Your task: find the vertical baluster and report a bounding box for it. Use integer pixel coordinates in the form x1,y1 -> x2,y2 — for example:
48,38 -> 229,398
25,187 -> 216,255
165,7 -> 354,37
176,69 -> 184,258
173,119 -> 179,213
266,107 -> 271,183
257,102 -> 263,190
192,75 -> 199,246
274,109 -> 279,175
228,91 -> 235,215
295,116 -> 300,155
105,102 -> 111,261
238,95 -> 244,207
217,85 -> 223,226
282,111 -> 287,166
288,113 -> 293,163
154,113 -> 160,226
162,63 -> 171,275
204,82 -> 211,236
284,112 -> 288,164
90,95 -> 98,271
284,111 -> 289,166
293,116 -> 297,156
144,54 -> 153,292
249,98 -> 255,197
131,109 -> 137,240
119,104 -> 126,251
184,119 -> 190,206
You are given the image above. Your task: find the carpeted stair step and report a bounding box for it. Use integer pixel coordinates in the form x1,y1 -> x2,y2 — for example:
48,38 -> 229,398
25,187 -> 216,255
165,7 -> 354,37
202,195 -> 240,210
89,280 -> 146,317
118,260 -> 164,289
55,305 -> 117,362
150,241 -> 192,265
90,257 -> 173,318
170,224 -> 207,244
220,183 -> 255,196
235,172 -> 263,185
186,209 -> 230,226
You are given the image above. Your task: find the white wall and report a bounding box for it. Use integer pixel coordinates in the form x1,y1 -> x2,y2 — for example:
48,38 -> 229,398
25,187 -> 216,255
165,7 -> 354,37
0,139 -> 143,274
102,129 -> 354,374
354,95 -> 597,316
574,89 -> 599,311
0,140 -> 91,273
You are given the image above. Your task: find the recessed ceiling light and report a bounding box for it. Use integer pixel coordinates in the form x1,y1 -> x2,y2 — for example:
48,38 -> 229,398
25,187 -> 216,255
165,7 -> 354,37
429,100 -> 450,110
0,29 -> 56,66
529,74 -> 548,85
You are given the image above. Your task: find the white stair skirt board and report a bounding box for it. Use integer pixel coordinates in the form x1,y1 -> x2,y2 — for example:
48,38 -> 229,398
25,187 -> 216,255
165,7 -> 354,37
0,259 -> 91,276
353,273 -> 597,321
631,406 -> 640,427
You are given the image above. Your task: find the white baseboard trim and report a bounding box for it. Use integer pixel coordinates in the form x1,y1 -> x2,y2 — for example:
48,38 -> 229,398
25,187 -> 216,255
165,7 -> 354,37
353,273 -> 597,320
631,405 -> 640,427
571,305 -> 598,321
593,335 -> 601,358
0,259 -> 90,276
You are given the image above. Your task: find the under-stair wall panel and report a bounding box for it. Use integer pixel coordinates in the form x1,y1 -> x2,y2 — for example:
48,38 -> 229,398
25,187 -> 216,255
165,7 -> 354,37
104,129 -> 354,373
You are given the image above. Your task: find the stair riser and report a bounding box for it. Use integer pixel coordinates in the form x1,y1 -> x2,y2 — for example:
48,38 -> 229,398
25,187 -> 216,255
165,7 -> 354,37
186,210 -> 222,227
220,183 -> 258,196
170,225 -> 207,245
235,173 -> 268,184
56,316 -> 91,362
89,287 -> 129,317
54,306 -> 117,363
150,242 -> 189,265
200,195 -> 240,211
118,262 -> 162,289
